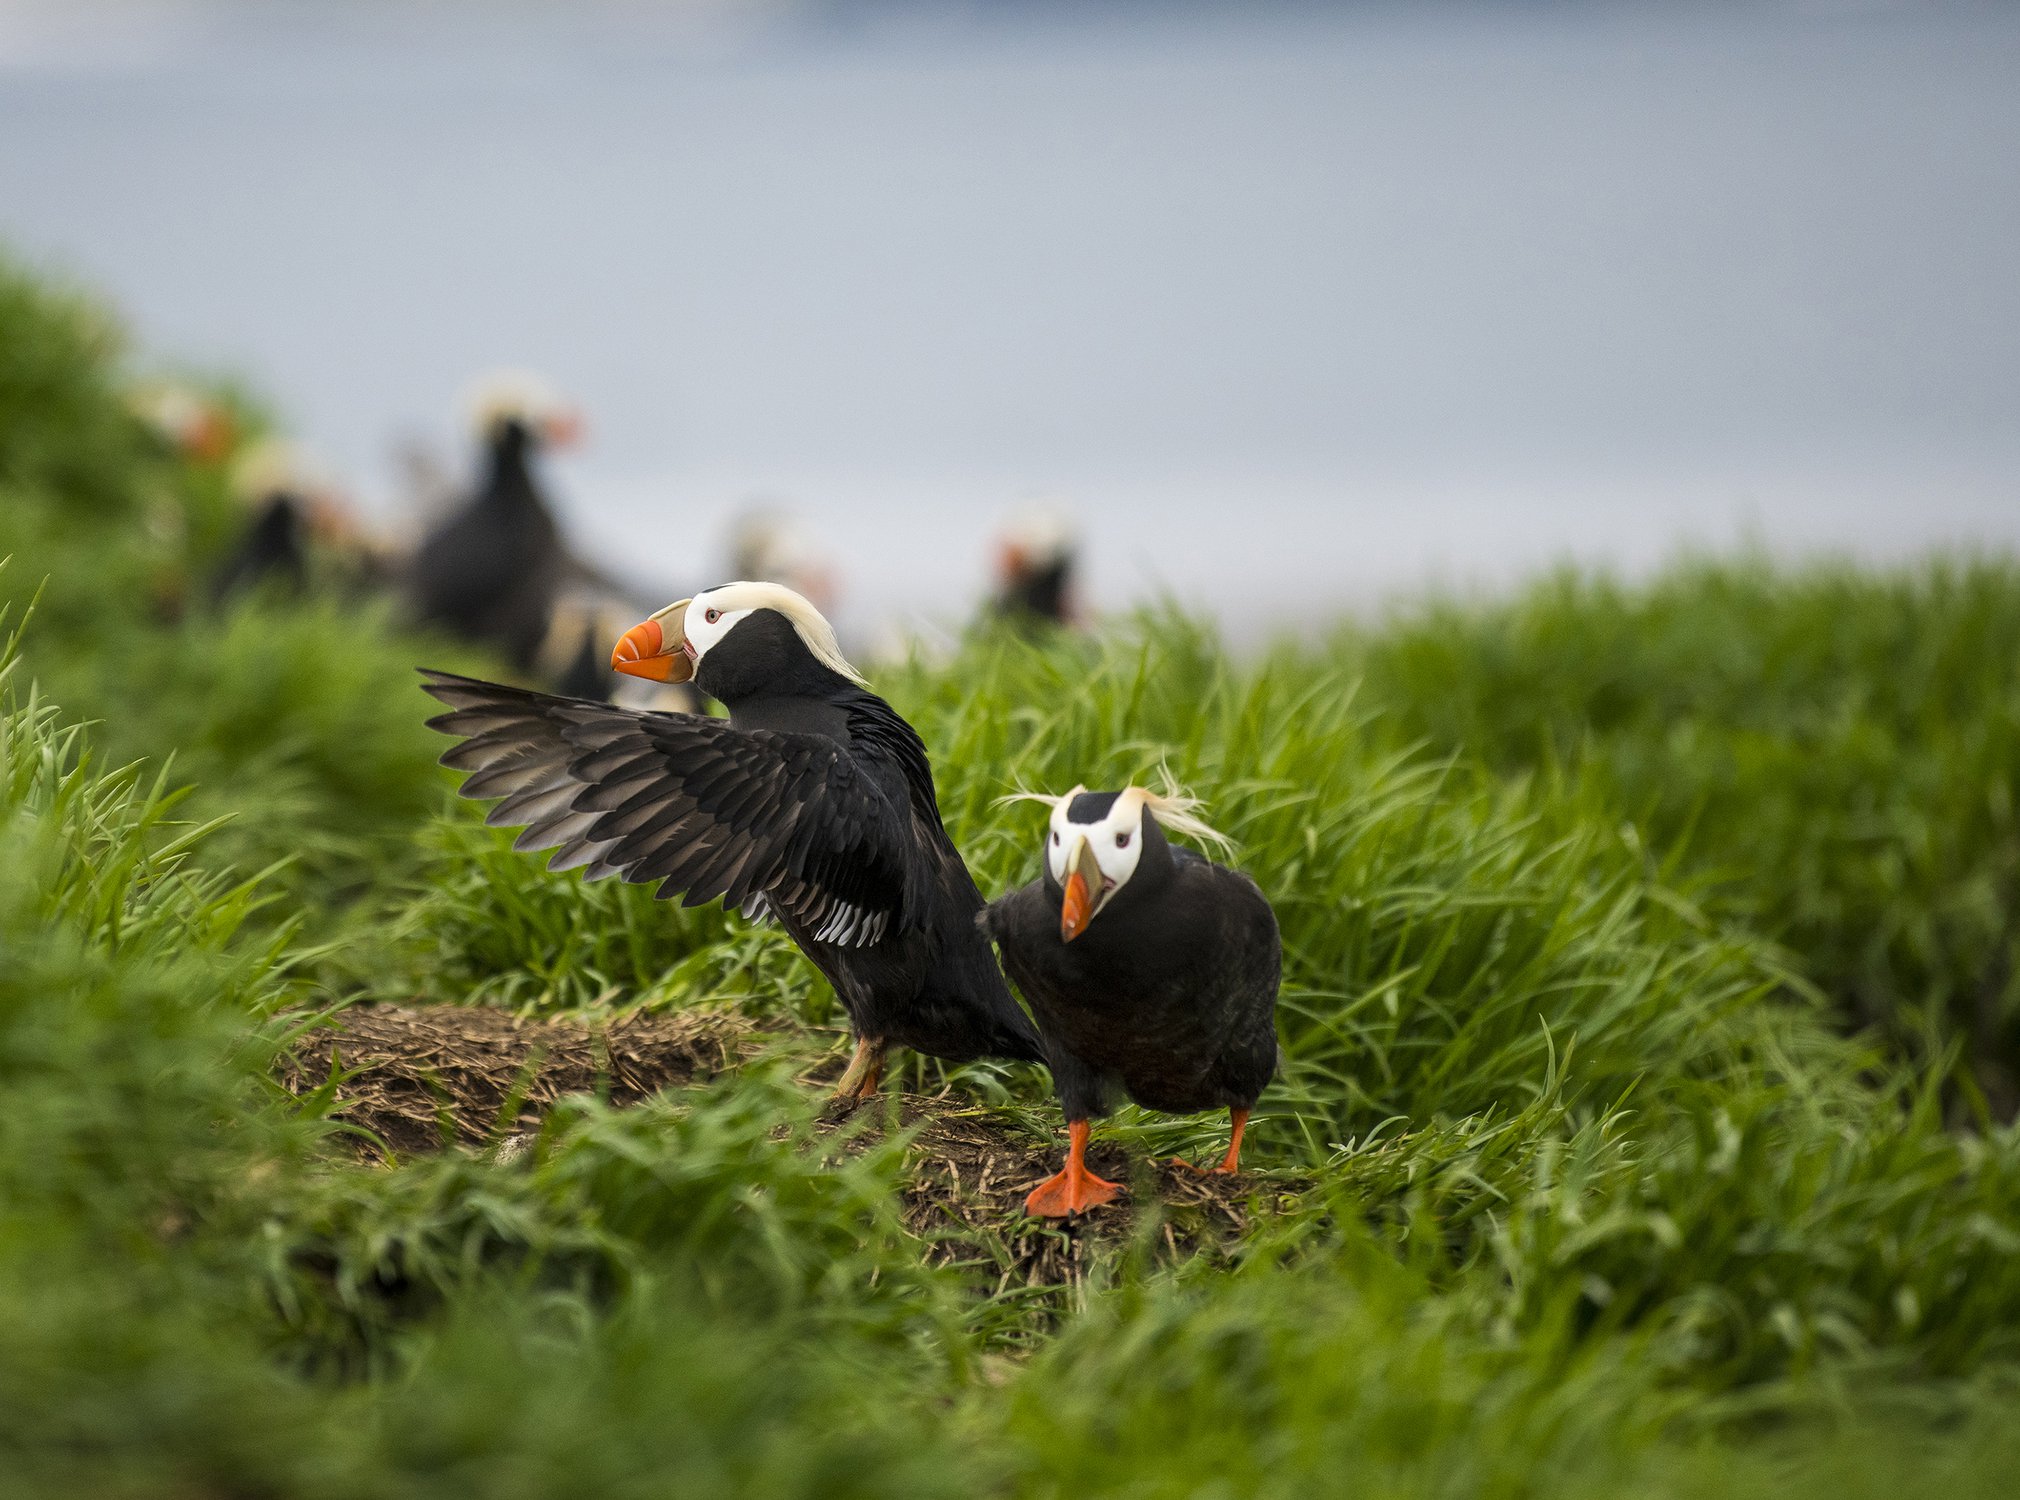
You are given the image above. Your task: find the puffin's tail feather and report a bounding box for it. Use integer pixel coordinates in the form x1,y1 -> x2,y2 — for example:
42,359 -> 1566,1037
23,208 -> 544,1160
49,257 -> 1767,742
991,1014 -> 1047,1065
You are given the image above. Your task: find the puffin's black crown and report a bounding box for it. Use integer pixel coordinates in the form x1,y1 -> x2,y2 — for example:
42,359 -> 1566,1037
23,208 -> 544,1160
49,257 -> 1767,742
1065,790 -> 1122,823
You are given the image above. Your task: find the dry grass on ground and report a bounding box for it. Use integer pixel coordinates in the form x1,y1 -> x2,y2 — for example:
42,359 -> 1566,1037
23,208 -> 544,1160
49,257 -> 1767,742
281,1002 -> 1303,1272
280,1002 -> 754,1159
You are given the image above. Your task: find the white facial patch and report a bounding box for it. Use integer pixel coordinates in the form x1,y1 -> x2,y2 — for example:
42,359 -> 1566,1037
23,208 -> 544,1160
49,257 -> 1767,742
1046,796 -> 1146,896
677,586 -> 756,666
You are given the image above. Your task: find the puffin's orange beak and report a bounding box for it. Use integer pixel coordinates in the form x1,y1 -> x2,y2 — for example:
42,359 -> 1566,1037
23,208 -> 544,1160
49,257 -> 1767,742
542,406 -> 586,450
611,600 -> 694,683
1060,871 -> 1092,942
1059,833 -> 1105,942
188,406 -> 237,464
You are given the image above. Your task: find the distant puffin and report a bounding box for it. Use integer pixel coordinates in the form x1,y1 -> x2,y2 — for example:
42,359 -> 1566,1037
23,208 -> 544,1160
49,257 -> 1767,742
983,783 -> 1280,1216
725,506 -> 841,615
406,371 -> 582,671
992,503 -> 1080,627
129,380 -> 238,465
209,438 -> 320,603
420,581 -> 1045,1098
532,589 -> 628,701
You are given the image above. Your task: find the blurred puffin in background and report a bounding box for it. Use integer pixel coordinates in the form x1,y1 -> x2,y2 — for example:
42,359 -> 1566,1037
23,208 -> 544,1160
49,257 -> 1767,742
534,587 -> 630,701
124,378 -> 245,617
983,781 -> 1280,1216
725,506 -> 841,616
406,370 -> 583,671
208,437 -> 321,602
128,379 -> 239,467
209,439 -> 393,606
992,502 -> 1081,627
420,581 -> 1044,1099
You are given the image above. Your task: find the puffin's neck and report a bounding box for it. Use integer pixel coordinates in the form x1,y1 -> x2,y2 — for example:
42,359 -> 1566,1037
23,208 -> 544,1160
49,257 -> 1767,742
726,691 -> 852,741
479,424 -> 541,508
251,492 -> 305,542
719,656 -> 870,728
1011,559 -> 1071,618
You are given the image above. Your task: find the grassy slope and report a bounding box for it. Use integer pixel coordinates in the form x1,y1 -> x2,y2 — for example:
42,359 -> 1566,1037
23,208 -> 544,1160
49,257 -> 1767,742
5,249 -> 2020,1495
1342,560 -> 2020,1107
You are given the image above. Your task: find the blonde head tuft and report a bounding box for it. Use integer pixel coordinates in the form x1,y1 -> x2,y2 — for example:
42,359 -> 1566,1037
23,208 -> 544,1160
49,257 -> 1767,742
228,437 -> 318,503
702,580 -> 866,686
998,770 -> 1235,857
464,368 -> 569,434
997,783 -> 1088,814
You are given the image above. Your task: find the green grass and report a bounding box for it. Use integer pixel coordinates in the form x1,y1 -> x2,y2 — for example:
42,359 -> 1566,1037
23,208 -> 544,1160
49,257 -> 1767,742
1340,557 -> 2020,1105
7,245 -> 2020,1496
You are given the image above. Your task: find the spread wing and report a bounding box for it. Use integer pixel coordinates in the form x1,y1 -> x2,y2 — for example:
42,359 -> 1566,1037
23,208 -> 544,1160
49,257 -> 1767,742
420,670 -> 915,947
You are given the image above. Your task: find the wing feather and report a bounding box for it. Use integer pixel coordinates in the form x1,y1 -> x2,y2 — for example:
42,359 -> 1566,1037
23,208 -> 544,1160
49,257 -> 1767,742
420,670 -> 913,947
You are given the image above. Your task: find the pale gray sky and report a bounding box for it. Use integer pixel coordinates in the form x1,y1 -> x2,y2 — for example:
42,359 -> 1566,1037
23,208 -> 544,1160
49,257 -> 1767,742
3,1 -> 2016,635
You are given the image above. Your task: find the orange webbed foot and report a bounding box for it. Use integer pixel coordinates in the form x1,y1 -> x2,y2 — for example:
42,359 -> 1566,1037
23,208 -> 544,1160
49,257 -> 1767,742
1024,1163 -> 1123,1218
1168,1157 -> 1238,1176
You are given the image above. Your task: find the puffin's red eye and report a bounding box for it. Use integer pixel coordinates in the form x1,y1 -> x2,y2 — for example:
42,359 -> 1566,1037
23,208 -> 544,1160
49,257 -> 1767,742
1116,832 -> 1131,849
704,608 -> 721,624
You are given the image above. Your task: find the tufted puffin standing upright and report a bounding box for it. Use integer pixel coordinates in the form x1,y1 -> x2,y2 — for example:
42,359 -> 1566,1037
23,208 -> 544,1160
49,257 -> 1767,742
209,438 -> 327,604
420,581 -> 1044,1097
211,490 -> 309,604
406,371 -> 582,671
129,380 -> 238,466
983,783 -> 1280,1216
992,503 -> 1080,627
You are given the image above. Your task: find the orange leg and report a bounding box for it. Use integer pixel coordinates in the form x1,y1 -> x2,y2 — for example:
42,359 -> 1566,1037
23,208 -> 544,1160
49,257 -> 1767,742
831,1036 -> 886,1103
1173,1107 -> 1249,1176
1217,1107 -> 1249,1173
1024,1119 -> 1123,1217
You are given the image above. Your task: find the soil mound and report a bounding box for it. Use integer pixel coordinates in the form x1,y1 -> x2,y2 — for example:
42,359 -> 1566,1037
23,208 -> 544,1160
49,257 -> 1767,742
281,1002 -> 751,1160
281,1003 -> 1304,1269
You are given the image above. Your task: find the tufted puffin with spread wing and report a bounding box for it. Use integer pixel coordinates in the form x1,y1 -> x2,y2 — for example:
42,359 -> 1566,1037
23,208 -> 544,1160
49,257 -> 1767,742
421,581 -> 1044,1098
982,783 -> 1280,1216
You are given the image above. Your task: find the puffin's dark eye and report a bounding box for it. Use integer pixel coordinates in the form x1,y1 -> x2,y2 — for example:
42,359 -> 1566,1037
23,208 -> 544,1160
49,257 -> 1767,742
1116,832 -> 1131,849
1051,831 -> 1060,846
704,608 -> 721,624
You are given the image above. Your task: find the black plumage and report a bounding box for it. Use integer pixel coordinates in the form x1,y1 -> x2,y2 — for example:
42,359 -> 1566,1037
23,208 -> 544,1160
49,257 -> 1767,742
211,491 -> 309,603
420,585 -> 1042,1100
983,790 -> 1280,1215
991,509 -> 1079,627
407,417 -> 565,672
994,551 -> 1075,626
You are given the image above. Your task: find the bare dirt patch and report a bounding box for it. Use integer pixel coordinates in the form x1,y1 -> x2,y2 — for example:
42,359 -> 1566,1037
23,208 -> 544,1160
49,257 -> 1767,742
280,1002 -> 752,1160
281,1002 -> 1305,1277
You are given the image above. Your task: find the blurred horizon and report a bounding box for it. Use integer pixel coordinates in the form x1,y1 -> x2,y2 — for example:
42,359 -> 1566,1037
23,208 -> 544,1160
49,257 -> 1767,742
3,0 -> 2017,640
